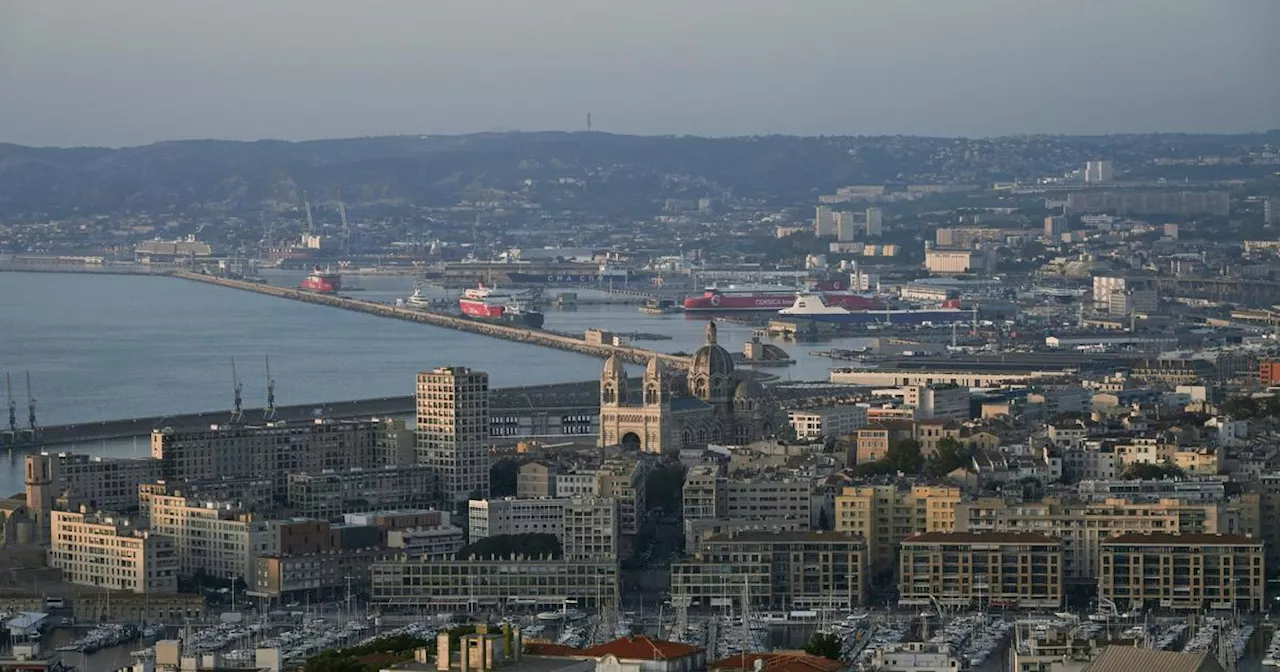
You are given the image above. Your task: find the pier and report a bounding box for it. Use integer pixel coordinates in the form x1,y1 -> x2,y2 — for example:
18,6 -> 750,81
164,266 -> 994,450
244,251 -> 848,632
173,271 -> 691,367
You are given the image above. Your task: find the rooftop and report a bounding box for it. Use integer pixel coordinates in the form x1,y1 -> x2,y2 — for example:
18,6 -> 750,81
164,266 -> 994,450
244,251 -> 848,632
1103,532 -> 1261,546
706,530 -> 864,544
903,531 -> 1061,545
708,653 -> 845,672
580,635 -> 703,660
1082,645 -> 1223,672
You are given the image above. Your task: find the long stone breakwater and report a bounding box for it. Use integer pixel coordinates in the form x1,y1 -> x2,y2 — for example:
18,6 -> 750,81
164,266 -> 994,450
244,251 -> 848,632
172,272 -> 691,367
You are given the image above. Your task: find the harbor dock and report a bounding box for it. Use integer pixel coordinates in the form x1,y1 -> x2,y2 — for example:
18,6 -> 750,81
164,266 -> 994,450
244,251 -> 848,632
172,271 -> 691,368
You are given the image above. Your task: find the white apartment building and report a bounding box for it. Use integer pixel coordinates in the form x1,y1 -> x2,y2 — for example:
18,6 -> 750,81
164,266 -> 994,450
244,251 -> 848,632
555,471 -> 603,498
924,249 -> 979,275
467,496 -> 618,561
416,366 -> 490,504
902,384 -> 970,421
788,405 -> 868,440
50,509 -> 177,594
1083,160 -> 1114,184
468,497 -> 567,542
148,491 -> 271,583
385,526 -> 466,560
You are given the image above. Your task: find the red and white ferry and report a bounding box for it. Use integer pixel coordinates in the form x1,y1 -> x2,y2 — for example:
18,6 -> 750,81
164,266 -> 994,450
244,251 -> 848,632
683,281 -> 885,313
458,284 -> 544,328
299,266 -> 341,293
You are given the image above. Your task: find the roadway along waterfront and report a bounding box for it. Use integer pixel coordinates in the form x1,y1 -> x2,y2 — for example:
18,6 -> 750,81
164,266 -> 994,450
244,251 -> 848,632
173,271 -> 692,367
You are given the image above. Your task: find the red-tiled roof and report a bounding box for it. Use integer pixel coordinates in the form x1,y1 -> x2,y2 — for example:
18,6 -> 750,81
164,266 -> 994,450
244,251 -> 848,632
581,635 -> 703,660
524,642 -> 585,657
708,652 -> 844,672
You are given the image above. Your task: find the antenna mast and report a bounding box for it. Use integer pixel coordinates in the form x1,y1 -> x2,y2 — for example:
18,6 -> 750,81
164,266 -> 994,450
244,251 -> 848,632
25,371 -> 37,430
230,358 -> 244,424
587,112 -> 592,132
264,355 -> 276,422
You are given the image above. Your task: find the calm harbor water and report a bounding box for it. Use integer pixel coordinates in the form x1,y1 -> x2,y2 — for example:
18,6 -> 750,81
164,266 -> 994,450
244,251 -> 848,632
0,270 -> 873,493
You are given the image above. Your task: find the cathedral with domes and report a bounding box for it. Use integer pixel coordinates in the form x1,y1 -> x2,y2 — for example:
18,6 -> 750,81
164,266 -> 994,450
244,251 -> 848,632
598,322 -> 776,454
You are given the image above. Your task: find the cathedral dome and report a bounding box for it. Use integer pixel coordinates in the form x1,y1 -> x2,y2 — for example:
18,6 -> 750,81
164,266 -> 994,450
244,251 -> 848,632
691,321 -> 735,380
734,378 -> 765,400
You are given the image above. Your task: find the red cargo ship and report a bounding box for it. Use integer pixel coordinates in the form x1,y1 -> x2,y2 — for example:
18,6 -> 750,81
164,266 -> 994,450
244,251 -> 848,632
458,284 -> 545,328
299,266 -> 341,293
683,281 -> 884,313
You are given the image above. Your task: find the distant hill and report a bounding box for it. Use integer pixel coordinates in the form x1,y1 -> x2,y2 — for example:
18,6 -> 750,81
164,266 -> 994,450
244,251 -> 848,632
0,130 -> 1275,216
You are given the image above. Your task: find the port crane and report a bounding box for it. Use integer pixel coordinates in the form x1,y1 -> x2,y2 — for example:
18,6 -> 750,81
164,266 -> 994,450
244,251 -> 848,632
263,355 -> 277,422
25,371 -> 36,429
230,358 -> 244,424
6,372 -> 16,434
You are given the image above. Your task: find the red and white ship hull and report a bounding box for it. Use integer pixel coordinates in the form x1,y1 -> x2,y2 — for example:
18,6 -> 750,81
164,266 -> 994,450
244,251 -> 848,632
460,298 -> 505,319
299,267 -> 341,293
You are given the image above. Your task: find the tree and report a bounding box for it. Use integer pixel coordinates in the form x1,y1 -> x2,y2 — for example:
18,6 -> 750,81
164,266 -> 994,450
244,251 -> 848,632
886,439 -> 924,474
927,437 -> 973,477
490,458 -> 521,497
805,632 -> 843,660
1120,462 -> 1185,481
817,507 -> 831,531
460,533 -> 561,560
645,462 -> 686,517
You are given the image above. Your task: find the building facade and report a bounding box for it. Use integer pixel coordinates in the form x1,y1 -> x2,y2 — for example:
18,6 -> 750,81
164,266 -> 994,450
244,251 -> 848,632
285,464 -> 438,520
150,419 -> 383,494
370,557 -> 620,609
598,324 -> 775,454
835,484 -> 961,571
671,531 -> 867,610
788,406 -> 868,441
1098,533 -> 1264,613
956,495 -> 1260,582
49,509 -> 178,594
898,532 -> 1064,610
417,366 -> 491,504
147,489 -> 270,582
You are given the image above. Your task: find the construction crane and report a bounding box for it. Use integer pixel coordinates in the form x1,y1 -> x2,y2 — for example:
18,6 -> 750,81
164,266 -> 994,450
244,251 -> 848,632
25,371 -> 37,430
6,372 -> 15,433
303,195 -> 315,239
263,355 -> 277,422
337,193 -> 350,256
230,358 -> 244,424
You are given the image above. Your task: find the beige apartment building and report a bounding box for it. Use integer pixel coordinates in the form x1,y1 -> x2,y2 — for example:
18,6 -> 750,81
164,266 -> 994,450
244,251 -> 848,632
147,489 -> 271,582
417,366 -> 491,504
1099,532 -> 1264,613
599,456 -> 646,536
835,484 -> 961,570
956,495 -> 1261,582
671,531 -> 867,610
898,532 -> 1064,610
370,557 -> 620,610
50,509 -> 177,594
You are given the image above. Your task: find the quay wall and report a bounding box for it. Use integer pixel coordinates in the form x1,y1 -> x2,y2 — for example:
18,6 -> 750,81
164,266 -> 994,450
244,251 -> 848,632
171,271 -> 691,368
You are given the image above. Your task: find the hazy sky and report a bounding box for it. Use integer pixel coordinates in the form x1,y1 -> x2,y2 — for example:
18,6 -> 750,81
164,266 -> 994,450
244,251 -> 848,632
1,0 -> 1277,147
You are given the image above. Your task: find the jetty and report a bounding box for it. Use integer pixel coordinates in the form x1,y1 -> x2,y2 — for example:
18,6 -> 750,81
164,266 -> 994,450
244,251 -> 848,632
172,271 -> 691,367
